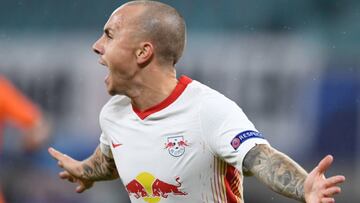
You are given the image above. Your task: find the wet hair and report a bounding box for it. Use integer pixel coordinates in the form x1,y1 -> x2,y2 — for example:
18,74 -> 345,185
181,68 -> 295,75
124,0 -> 186,65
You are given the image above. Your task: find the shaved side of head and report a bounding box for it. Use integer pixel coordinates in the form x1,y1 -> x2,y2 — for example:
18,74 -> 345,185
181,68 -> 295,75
121,0 -> 186,65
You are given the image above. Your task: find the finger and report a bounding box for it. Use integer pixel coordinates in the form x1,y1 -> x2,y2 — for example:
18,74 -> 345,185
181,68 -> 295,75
323,186 -> 341,197
59,171 -> 70,179
321,197 -> 335,203
59,171 -> 76,182
48,147 -> 66,162
325,175 -> 346,187
316,155 -> 333,174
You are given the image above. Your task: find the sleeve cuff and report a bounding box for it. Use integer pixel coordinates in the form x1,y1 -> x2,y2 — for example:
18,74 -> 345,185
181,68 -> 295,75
234,138 -> 270,172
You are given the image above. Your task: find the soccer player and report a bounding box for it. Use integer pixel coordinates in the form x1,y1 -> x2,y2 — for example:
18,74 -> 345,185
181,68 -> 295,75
48,1 -> 345,202
0,75 -> 50,203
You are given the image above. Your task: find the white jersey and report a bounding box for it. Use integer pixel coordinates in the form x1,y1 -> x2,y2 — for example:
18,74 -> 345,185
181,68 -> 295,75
99,75 -> 269,203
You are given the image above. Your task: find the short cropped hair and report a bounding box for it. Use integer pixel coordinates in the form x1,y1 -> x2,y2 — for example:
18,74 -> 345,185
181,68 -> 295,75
125,0 -> 186,65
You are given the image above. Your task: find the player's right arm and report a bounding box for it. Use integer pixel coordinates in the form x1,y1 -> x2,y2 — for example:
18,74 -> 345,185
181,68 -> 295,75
48,144 -> 118,193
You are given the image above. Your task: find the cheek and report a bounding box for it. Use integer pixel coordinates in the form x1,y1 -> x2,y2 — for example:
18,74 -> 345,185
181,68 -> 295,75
108,48 -> 129,66
106,46 -> 120,61
105,42 -> 136,74
112,57 -> 136,74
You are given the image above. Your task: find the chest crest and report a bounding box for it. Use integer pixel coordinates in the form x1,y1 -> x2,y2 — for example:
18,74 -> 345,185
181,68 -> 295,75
164,136 -> 189,157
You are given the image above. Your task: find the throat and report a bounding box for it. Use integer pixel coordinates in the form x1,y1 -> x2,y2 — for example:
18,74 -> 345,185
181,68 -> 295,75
130,75 -> 192,120
131,82 -> 177,112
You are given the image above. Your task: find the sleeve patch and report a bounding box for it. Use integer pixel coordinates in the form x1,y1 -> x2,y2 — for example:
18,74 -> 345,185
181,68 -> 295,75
230,130 -> 264,150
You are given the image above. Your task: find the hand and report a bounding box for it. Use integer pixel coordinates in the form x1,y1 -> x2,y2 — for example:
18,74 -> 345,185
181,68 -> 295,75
48,147 -> 94,193
304,155 -> 345,203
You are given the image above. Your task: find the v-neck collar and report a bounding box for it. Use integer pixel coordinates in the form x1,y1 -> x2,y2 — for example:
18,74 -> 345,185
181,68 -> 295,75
132,75 -> 192,120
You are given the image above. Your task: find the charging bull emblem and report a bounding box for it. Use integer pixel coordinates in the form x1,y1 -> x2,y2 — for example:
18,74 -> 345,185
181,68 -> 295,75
126,172 -> 187,203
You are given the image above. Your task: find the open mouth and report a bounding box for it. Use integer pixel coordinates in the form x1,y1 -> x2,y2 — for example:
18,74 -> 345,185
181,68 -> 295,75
105,74 -> 110,85
98,58 -> 111,86
98,59 -> 107,66
98,59 -> 109,84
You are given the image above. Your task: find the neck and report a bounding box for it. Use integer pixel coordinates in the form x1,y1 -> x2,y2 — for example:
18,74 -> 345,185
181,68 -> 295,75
127,66 -> 177,111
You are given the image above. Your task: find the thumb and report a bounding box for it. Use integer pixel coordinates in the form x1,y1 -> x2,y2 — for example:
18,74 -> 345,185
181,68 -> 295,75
316,155 -> 333,174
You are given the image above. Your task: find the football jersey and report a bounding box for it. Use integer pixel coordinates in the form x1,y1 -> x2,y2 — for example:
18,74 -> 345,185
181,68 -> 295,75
99,75 -> 269,203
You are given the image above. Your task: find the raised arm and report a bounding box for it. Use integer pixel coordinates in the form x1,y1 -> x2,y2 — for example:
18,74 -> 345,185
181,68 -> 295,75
48,145 -> 118,193
243,144 -> 345,203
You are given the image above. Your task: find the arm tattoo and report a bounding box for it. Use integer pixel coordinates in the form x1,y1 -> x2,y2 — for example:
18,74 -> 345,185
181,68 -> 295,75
243,144 -> 307,202
81,146 -> 119,181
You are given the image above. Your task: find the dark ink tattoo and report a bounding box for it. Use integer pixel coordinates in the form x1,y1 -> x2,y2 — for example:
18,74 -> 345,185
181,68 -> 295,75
243,144 -> 307,202
81,146 -> 118,181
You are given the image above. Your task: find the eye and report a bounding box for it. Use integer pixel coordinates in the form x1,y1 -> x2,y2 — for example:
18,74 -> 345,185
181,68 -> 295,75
104,29 -> 113,40
105,32 -> 113,39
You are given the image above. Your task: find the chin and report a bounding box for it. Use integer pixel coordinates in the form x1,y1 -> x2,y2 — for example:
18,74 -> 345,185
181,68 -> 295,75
108,89 -> 117,96
106,82 -> 125,96
106,84 -> 116,96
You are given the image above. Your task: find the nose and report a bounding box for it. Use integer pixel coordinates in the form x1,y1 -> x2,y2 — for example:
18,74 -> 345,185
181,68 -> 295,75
92,38 -> 104,55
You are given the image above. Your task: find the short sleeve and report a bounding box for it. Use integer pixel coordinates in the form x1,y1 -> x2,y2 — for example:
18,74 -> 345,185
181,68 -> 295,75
98,95 -> 129,158
100,132 -> 110,146
200,93 -> 269,172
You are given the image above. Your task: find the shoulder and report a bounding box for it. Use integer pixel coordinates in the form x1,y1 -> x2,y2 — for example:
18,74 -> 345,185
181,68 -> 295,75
193,81 -> 239,113
188,80 -> 245,123
188,80 -> 233,104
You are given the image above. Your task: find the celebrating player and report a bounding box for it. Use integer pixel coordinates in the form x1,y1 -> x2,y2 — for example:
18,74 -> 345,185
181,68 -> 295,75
48,1 -> 345,202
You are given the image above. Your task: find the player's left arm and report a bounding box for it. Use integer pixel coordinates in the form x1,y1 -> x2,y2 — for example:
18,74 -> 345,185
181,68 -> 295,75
243,144 -> 345,203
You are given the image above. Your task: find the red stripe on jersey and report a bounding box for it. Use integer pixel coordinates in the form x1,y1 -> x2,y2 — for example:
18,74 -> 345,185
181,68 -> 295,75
132,75 -> 192,120
225,165 -> 242,203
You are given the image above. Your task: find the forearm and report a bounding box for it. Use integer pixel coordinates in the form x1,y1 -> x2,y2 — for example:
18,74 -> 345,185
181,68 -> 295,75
243,144 -> 307,202
81,146 -> 119,181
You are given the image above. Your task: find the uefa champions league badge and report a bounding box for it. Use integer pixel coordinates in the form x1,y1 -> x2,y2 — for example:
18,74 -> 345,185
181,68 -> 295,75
164,136 -> 189,157
231,130 -> 264,150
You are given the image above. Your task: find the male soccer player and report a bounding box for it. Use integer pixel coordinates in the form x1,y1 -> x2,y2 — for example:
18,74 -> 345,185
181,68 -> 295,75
0,75 -> 50,203
48,1 -> 345,202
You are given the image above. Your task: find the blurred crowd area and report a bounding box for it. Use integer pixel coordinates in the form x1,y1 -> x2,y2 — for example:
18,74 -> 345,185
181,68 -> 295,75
1,0 -> 359,202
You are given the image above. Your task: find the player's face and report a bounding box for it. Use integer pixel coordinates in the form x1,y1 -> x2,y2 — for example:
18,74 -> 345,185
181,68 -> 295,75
92,7 -> 141,96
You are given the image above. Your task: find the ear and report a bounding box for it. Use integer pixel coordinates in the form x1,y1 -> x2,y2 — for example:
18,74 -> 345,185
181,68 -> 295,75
135,42 -> 153,65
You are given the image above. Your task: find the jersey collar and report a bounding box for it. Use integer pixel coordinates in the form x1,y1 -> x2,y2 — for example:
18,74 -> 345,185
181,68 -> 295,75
132,75 -> 192,120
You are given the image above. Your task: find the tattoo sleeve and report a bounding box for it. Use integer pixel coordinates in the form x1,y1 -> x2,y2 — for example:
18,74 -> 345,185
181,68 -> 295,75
243,144 -> 307,202
80,146 -> 119,181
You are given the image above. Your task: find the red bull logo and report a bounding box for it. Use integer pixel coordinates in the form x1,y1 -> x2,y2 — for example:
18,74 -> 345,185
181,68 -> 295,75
126,172 -> 187,203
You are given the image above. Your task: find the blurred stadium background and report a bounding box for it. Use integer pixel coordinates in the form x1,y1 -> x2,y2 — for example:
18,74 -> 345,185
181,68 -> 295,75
0,0 -> 359,202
